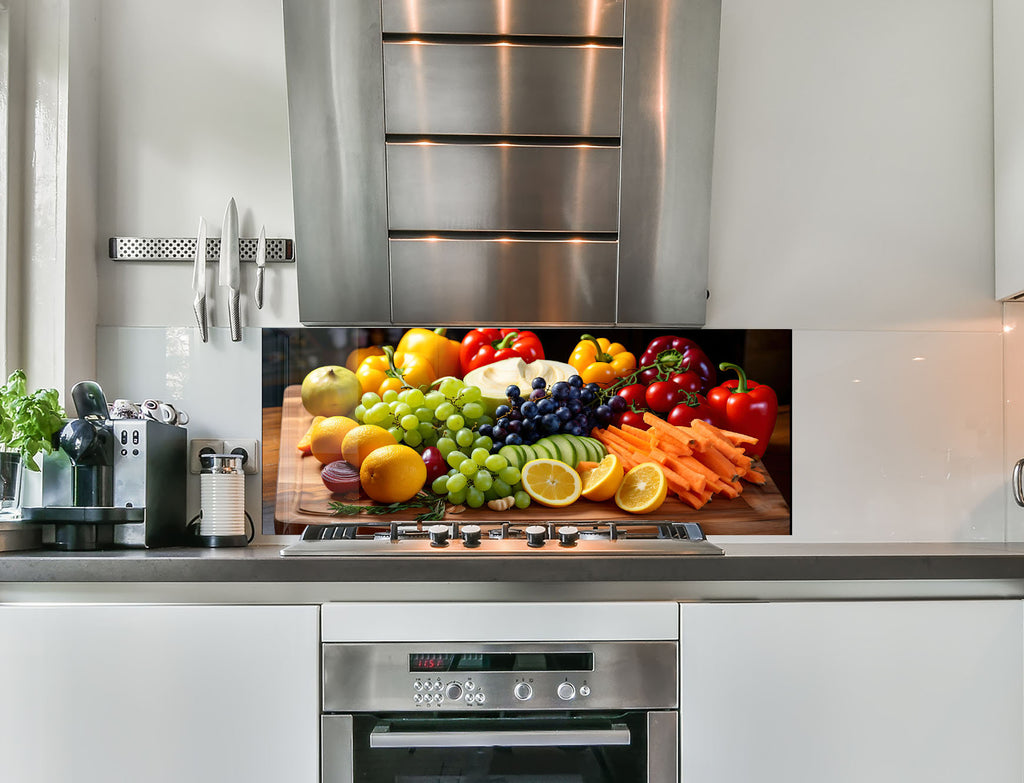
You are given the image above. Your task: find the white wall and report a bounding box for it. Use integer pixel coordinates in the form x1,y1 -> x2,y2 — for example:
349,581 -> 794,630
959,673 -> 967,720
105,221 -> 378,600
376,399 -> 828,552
90,0 -> 1009,542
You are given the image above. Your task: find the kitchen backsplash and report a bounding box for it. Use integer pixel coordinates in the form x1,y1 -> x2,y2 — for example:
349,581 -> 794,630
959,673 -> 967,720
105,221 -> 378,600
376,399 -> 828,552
93,323 -> 1011,543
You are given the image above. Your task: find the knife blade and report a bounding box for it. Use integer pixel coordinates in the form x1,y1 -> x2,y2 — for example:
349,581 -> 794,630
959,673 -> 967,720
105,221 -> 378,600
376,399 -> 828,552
219,197 -> 241,341
254,224 -> 266,310
192,216 -> 209,342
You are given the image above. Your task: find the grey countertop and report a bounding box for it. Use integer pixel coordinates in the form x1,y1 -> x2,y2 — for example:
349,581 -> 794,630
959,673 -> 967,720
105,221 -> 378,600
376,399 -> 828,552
2,542 -> 1024,603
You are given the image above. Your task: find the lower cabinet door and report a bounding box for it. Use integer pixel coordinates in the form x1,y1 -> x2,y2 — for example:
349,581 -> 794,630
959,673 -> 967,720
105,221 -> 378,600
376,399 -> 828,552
680,600 -> 1023,783
0,604 -> 319,783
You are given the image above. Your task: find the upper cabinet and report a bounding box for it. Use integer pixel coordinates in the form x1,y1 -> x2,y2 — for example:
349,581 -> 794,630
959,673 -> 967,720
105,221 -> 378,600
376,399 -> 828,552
283,0 -> 721,327
995,0 -> 1024,300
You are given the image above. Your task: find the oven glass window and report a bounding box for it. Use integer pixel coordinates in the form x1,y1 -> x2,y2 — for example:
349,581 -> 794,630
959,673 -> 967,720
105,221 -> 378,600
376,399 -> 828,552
347,713 -> 648,783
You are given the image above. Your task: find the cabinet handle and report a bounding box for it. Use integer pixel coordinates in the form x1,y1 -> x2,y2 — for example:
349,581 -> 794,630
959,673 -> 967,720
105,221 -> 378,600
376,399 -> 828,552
1013,458 -> 1024,507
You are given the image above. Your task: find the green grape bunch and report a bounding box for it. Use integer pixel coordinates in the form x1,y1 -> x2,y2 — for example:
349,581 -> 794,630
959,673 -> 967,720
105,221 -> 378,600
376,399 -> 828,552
352,378 -> 492,452
429,447 -> 531,510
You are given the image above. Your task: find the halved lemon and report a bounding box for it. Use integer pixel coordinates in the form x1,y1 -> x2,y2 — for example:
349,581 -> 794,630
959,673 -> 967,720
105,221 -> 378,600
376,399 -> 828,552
614,462 -> 668,514
521,459 -> 582,508
579,454 -> 625,502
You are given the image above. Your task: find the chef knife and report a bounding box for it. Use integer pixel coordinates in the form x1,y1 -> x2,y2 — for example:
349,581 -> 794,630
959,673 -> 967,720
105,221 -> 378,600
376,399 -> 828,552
254,224 -> 266,310
192,216 -> 209,342
219,197 -> 241,342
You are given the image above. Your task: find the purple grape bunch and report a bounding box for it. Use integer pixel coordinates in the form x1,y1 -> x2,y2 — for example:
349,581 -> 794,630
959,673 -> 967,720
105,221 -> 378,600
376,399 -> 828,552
485,375 -> 623,453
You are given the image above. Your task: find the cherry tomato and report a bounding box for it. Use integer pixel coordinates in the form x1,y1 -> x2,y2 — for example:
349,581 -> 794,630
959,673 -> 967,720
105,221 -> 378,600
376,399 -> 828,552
638,367 -> 661,385
669,371 -> 702,395
616,384 -> 648,410
614,410 -> 650,430
645,381 -> 683,414
667,397 -> 719,427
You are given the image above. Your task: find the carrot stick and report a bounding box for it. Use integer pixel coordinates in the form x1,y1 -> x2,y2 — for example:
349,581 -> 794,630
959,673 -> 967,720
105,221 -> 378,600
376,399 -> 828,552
743,467 -> 768,485
649,447 -> 707,493
678,455 -> 729,493
691,419 -> 749,462
677,488 -> 711,509
714,426 -> 759,447
648,431 -> 693,457
642,412 -> 697,451
605,424 -> 652,451
592,430 -> 643,470
699,444 -> 744,482
659,463 -> 699,495
576,460 -> 599,472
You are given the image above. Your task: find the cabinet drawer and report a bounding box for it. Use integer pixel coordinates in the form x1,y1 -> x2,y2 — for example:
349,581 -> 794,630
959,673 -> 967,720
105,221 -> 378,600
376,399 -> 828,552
389,238 -> 617,324
385,142 -> 620,232
384,42 -> 623,137
382,0 -> 624,37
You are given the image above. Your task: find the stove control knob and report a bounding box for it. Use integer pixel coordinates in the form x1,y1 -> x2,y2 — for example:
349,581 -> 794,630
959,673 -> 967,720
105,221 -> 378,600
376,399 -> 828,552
514,682 -> 533,701
445,682 -> 463,701
525,525 -> 547,548
556,682 -> 576,701
461,524 -> 482,548
557,526 -> 579,546
428,524 -> 450,547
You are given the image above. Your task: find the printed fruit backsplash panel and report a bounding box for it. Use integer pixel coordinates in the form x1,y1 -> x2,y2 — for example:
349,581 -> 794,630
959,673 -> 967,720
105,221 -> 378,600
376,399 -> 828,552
262,328 -> 791,536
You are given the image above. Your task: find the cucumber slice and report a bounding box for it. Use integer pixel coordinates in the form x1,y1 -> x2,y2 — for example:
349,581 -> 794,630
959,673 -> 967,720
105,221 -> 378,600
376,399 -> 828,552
547,435 -> 577,467
521,444 -> 537,463
532,441 -> 553,461
565,434 -> 589,468
582,437 -> 606,461
499,445 -> 522,469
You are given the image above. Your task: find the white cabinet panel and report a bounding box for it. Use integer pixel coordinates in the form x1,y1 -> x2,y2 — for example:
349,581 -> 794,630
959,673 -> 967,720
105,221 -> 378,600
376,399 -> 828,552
0,604 -> 319,783
680,601 -> 1023,783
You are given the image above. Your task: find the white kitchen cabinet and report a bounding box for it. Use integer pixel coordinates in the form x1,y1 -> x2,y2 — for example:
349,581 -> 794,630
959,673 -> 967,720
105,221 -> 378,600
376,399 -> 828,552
680,600 -> 1023,783
0,604 -> 319,783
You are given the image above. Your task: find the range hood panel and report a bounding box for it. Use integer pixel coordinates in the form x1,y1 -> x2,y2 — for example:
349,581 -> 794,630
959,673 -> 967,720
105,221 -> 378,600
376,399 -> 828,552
284,0 -> 720,327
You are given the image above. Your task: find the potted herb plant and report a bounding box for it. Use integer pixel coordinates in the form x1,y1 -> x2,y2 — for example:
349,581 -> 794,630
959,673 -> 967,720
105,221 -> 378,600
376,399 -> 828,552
0,370 -> 65,515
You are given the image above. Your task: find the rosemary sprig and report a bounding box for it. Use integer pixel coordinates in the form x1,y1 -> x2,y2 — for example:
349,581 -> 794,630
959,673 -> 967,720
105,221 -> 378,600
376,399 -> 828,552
329,491 -> 448,522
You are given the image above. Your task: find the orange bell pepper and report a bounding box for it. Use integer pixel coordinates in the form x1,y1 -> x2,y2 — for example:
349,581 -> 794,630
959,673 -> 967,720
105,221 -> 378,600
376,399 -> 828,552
356,346 -> 436,396
395,327 -> 462,379
568,334 -> 637,388
345,345 -> 385,373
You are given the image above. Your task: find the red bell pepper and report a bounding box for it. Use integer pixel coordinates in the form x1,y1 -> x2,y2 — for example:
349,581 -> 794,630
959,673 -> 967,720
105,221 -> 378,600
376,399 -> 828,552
638,336 -> 716,394
460,328 -> 545,375
706,363 -> 778,458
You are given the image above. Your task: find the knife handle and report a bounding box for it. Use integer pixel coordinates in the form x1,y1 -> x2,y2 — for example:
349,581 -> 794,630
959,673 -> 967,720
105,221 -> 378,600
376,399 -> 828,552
229,289 -> 241,342
255,267 -> 265,310
193,295 -> 209,343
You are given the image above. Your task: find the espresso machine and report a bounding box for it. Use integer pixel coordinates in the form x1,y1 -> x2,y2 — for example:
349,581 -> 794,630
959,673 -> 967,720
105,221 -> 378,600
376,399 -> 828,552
22,381 -> 187,550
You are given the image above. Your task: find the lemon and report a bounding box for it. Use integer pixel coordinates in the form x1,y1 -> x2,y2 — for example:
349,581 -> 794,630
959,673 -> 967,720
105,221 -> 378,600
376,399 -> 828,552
614,462 -> 668,514
300,365 -> 361,417
359,444 -> 427,504
580,454 -> 625,502
520,459 -> 582,508
341,424 -> 398,469
309,416 -> 359,465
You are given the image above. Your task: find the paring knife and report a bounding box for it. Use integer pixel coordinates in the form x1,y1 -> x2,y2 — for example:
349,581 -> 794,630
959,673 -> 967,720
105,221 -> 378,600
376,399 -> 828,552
219,197 -> 241,342
254,224 -> 266,309
192,216 -> 209,342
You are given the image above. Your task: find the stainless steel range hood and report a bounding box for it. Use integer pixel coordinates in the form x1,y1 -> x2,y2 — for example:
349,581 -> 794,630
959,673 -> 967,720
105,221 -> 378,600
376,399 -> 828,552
283,0 -> 721,327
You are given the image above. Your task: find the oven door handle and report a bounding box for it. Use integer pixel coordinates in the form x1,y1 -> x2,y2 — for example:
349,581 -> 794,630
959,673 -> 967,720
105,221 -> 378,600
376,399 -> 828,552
369,723 -> 631,748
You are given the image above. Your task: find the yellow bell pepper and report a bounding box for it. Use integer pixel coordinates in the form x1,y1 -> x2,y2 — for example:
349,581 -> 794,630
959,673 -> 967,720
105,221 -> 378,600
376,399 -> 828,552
396,327 -> 462,379
568,334 -> 637,387
345,345 -> 385,373
356,346 -> 436,396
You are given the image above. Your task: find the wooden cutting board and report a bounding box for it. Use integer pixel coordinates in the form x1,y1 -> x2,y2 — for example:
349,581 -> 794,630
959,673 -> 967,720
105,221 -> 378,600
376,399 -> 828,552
272,386 -> 791,535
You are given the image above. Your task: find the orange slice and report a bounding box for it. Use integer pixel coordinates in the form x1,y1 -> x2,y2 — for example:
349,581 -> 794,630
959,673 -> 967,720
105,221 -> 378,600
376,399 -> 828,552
520,459 -> 582,508
614,462 -> 668,514
579,454 -> 625,502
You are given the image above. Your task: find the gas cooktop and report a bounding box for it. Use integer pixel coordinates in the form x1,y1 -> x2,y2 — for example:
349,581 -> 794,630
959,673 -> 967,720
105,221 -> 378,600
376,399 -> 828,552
280,520 -> 723,556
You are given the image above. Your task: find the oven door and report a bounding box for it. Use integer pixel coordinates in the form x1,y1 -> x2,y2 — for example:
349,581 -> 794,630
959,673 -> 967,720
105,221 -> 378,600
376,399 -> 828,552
323,711 -> 677,783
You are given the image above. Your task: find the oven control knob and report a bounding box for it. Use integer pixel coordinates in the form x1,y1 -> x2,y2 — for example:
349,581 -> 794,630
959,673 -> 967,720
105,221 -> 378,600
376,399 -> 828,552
525,525 -> 547,548
557,526 -> 579,546
514,682 -> 533,701
428,524 -> 450,547
556,682 -> 576,701
461,524 -> 482,548
445,682 -> 463,701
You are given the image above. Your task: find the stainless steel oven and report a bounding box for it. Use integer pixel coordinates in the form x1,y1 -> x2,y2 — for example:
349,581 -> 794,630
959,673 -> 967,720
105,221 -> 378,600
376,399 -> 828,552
321,640 -> 678,782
